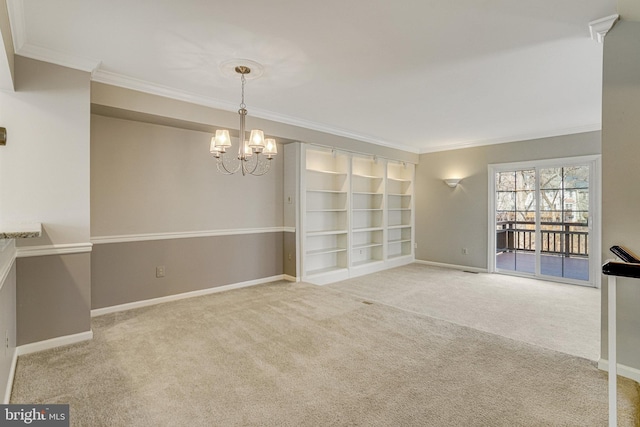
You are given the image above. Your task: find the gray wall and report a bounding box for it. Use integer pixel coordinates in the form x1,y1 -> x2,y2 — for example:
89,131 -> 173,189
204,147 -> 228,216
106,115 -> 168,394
91,114 -> 284,236
91,114 -> 286,309
91,234 -> 283,309
283,232 -> 297,278
415,131 -> 601,268
601,20 -> 640,369
283,143 -> 300,278
0,242 -> 16,403
16,253 -> 91,346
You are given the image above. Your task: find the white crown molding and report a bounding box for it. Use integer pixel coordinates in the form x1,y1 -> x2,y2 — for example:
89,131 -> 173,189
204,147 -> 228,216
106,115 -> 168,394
283,227 -> 296,233
16,43 -> 101,73
252,108 -> 421,154
91,227 -> 287,245
91,69 -> 420,154
92,69 -> 239,111
16,243 -> 93,258
7,1 -> 101,73
6,0 -> 26,52
589,14 -> 620,43
418,123 -> 602,154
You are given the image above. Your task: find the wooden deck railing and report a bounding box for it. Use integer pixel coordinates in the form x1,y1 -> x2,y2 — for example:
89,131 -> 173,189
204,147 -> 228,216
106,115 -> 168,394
496,221 -> 588,257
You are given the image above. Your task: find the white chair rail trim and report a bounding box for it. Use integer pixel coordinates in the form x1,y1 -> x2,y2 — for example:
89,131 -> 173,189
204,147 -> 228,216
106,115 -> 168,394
16,243 -> 93,258
92,227 -> 294,244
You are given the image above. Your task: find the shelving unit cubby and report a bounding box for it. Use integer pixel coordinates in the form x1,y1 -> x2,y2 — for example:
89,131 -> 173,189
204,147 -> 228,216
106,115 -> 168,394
386,161 -> 415,261
351,155 -> 385,269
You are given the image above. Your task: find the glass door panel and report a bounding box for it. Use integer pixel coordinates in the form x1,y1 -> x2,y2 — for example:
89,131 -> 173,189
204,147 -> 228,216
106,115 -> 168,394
495,169 -> 536,275
539,166 -> 590,281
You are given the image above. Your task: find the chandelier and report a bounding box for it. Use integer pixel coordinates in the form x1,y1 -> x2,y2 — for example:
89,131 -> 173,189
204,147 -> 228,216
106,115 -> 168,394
210,65 -> 277,176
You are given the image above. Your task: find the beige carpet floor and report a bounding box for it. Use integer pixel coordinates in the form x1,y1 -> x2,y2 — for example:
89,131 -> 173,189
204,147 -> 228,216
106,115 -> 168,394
328,264 -> 601,360
11,279 -> 638,426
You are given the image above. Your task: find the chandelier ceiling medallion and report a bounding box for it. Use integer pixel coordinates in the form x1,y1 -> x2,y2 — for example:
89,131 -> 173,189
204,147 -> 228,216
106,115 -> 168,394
210,63 -> 277,176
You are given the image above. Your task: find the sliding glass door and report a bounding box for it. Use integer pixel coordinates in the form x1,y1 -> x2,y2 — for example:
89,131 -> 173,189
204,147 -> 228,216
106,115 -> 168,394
491,157 -> 599,286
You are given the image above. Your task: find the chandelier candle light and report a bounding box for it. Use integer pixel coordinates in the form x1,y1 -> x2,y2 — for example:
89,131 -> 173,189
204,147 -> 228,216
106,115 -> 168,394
210,65 -> 277,175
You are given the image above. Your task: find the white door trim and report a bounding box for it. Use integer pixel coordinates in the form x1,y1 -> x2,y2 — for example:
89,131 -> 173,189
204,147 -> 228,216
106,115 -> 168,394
488,155 -> 601,288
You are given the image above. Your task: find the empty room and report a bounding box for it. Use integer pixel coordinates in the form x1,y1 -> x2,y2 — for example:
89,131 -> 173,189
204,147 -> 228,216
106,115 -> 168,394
1,1 -> 640,426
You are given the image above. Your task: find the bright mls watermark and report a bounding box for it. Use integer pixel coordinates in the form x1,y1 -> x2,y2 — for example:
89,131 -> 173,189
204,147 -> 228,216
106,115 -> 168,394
0,405 -> 68,426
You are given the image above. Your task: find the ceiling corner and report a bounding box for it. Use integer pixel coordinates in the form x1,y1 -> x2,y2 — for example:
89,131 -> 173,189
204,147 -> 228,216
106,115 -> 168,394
589,14 -> 620,43
618,0 -> 640,22
7,0 -> 100,74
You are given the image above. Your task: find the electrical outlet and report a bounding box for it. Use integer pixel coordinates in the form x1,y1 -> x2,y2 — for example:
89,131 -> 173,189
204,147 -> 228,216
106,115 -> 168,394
462,248 -> 469,255
287,196 -> 292,204
156,266 -> 165,278
288,252 -> 292,261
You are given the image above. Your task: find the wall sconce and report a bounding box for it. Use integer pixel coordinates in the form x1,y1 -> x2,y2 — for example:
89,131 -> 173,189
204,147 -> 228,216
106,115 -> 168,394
444,178 -> 461,188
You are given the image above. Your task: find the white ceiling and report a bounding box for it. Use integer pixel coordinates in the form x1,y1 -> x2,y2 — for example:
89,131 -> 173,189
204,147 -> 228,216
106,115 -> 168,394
8,0 -> 616,153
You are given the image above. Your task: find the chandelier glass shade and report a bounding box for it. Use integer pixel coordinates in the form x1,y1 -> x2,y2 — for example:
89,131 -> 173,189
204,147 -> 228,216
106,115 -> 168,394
210,65 -> 277,176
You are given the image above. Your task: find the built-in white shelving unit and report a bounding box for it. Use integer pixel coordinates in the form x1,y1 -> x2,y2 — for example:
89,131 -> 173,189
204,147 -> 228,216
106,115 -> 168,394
386,161 -> 414,261
300,145 -> 415,285
302,148 -> 350,282
351,155 -> 385,269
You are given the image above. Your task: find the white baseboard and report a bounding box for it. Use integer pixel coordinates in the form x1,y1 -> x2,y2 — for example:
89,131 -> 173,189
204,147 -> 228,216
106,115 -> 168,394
4,331 -> 93,403
16,330 -> 94,357
598,359 -> 640,383
348,260 -> 388,279
414,259 -> 488,273
283,274 -> 299,282
385,255 -> 415,269
3,348 -> 17,404
304,268 -> 351,286
91,274 -> 286,317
